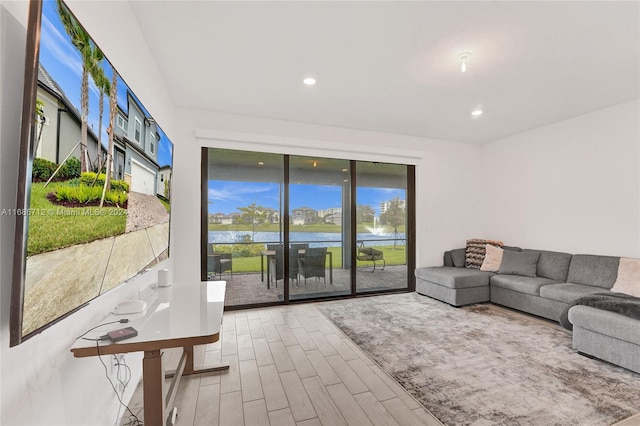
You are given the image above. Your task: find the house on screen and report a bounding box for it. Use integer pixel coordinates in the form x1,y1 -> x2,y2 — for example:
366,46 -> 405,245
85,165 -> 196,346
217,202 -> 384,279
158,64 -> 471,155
35,64 -> 104,167
112,90 -> 162,196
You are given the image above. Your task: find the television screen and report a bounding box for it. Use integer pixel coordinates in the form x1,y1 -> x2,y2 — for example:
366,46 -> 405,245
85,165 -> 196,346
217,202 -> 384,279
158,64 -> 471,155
10,0 -> 173,346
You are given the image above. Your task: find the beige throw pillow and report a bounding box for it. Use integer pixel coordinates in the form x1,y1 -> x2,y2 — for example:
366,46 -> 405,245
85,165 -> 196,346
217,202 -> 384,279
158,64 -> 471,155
481,244 -> 504,272
611,257 -> 640,298
465,239 -> 504,269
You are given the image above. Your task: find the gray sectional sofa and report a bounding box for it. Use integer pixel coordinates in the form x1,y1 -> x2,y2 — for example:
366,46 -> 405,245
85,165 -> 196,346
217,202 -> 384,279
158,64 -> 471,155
415,248 -> 640,374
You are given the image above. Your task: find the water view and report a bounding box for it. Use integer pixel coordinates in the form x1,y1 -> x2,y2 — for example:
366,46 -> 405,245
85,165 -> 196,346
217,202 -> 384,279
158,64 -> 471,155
208,231 -> 406,247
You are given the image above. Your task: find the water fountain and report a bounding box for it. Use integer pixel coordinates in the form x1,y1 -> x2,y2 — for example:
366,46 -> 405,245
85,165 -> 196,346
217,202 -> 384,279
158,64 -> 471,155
366,216 -> 386,236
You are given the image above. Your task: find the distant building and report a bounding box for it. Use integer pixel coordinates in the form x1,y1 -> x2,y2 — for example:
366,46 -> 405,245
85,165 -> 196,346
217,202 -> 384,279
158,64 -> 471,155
291,206 -> 318,225
209,213 -> 225,224
317,207 -> 342,218
323,212 -> 342,226
264,208 -> 280,224
209,212 -> 241,225
380,199 -> 406,214
228,213 -> 242,224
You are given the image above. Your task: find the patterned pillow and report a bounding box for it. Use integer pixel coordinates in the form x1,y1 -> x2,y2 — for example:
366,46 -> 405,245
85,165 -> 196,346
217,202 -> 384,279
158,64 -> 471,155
465,239 -> 504,269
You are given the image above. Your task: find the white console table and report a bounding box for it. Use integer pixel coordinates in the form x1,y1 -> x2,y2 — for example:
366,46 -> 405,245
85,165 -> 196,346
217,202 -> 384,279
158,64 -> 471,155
71,281 -> 228,425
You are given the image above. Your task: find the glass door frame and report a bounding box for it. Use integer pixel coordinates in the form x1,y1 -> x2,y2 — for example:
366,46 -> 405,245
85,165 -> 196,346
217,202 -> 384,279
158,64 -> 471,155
200,148 -> 416,307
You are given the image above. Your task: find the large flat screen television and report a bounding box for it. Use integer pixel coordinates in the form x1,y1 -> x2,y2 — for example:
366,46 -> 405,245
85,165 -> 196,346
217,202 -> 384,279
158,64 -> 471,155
10,0 -> 174,346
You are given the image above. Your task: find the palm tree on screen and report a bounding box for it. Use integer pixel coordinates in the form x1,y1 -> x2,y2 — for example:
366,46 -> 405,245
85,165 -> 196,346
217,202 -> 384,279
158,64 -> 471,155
90,49 -> 109,169
100,68 -> 118,207
57,0 -> 100,172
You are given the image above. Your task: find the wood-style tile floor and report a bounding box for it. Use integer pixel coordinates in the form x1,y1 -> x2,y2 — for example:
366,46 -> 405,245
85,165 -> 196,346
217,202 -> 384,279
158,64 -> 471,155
122,302 -> 442,426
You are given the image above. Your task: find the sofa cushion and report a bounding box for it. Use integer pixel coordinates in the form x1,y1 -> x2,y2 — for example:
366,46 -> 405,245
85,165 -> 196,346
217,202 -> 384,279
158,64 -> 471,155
523,249 -> 572,281
415,266 -> 493,289
503,246 -> 522,252
451,248 -> 467,268
611,257 -> 640,298
443,251 -> 454,267
465,239 -> 503,269
566,254 -> 620,289
539,283 -> 611,304
498,251 -> 540,277
480,244 -> 503,272
490,275 -> 560,296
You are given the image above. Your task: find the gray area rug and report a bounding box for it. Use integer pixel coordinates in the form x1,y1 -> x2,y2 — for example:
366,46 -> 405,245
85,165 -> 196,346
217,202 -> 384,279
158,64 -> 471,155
317,293 -> 640,426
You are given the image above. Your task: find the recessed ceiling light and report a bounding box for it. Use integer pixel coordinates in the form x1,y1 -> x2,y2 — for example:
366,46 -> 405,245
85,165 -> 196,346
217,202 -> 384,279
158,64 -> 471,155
471,109 -> 483,116
457,52 -> 471,73
303,77 -> 316,86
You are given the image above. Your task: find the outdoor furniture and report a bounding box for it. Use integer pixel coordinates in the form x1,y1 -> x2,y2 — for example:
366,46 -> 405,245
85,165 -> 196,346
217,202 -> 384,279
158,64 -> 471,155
268,246 -> 300,287
262,248 -> 334,286
298,247 -> 328,285
214,253 -> 233,279
357,246 -> 385,272
207,245 -> 232,279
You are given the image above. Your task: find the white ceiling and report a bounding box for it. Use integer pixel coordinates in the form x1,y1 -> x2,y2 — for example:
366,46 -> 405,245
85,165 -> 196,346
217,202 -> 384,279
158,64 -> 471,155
128,1 -> 640,144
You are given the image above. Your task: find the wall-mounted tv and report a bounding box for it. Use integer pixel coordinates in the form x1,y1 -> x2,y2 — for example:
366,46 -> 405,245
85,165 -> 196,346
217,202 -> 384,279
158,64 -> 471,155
10,0 -> 174,346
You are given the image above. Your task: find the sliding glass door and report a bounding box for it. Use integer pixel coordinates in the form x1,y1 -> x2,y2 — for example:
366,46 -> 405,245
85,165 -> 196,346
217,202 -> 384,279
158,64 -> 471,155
203,149 -> 284,306
202,148 -> 414,308
288,156 -> 351,299
355,161 -> 409,293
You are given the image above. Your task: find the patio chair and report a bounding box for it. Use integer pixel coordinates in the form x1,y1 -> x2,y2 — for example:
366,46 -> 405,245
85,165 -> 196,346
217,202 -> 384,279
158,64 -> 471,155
357,246 -> 385,272
268,246 -> 301,286
207,244 -> 232,279
214,253 -> 233,279
298,247 -> 327,285
291,243 -> 309,251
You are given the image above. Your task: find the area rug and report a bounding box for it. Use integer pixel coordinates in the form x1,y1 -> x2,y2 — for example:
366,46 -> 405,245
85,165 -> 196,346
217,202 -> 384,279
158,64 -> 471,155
317,293 -> 640,426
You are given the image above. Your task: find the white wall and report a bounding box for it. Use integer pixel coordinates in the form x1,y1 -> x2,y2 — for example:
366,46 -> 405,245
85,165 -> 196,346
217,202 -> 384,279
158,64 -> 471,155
482,99 -> 640,257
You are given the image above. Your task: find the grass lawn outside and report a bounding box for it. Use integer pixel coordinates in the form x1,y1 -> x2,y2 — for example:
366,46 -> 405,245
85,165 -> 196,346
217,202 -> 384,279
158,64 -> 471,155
158,197 -> 171,212
222,245 -> 406,273
25,181 -> 127,256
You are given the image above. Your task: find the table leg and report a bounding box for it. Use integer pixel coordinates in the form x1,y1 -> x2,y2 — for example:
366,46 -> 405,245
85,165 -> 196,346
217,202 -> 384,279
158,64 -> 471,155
165,344 -> 230,378
261,253 -> 265,282
329,252 -> 333,284
143,349 -> 165,426
267,257 -> 271,289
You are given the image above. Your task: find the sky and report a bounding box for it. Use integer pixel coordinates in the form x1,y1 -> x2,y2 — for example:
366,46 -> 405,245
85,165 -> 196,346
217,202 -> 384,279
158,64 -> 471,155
39,0 -> 173,167
207,181 -> 405,216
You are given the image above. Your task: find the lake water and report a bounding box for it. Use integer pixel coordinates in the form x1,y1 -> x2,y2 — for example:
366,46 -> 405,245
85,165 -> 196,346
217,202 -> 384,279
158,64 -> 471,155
208,231 -> 406,248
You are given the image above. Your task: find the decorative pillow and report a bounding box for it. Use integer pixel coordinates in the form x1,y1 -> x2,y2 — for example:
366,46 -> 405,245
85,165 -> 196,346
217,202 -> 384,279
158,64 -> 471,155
498,251 -> 540,277
465,239 -> 503,269
611,257 -> 640,298
480,244 -> 504,272
451,248 -> 467,268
